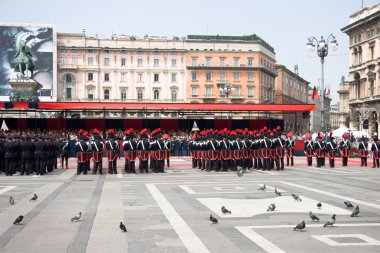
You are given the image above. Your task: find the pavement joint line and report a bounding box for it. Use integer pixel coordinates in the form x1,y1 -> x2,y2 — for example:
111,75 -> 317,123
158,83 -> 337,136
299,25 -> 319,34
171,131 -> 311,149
279,181 -> 380,210
67,175 -> 105,253
238,223 -> 380,229
146,183 -> 210,253
288,167 -> 351,174
0,186 -> 16,195
0,178 -> 74,250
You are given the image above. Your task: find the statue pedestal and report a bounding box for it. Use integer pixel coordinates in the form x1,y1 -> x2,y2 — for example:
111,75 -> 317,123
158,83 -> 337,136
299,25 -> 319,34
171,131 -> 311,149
8,78 -> 42,102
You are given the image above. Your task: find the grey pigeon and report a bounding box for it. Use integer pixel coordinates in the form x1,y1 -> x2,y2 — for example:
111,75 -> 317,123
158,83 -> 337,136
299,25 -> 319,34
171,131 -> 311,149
291,193 -> 302,201
323,214 -> 336,227
119,222 -> 127,232
221,206 -> 231,214
9,196 -> 14,205
344,201 -> 354,208
267,204 -> 276,212
317,202 -> 322,208
209,214 -> 218,224
71,212 -> 82,222
293,221 -> 305,231
351,205 -> 360,217
275,188 -> 282,196
309,211 -> 320,222
30,193 -> 38,201
13,215 -> 24,225
258,184 -> 266,191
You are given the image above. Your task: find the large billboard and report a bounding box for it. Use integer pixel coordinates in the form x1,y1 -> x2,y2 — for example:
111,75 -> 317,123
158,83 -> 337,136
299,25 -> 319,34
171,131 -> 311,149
0,22 -> 57,101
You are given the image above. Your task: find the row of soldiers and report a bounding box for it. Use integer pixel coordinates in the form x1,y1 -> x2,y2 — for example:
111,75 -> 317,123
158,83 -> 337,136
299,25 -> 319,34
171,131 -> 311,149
303,132 -> 380,168
0,135 -> 62,176
188,128 -> 296,172
74,128 -> 171,175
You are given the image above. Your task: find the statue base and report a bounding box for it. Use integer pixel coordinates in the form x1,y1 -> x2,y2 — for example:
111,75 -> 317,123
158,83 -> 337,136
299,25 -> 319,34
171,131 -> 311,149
8,77 -> 42,102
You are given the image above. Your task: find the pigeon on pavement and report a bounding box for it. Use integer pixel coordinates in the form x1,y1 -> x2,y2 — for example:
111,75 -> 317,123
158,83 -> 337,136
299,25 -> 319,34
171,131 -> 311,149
317,202 -> 322,209
13,215 -> 24,225
293,221 -> 305,231
120,222 -> 127,232
221,206 -> 231,214
258,184 -> 266,191
71,212 -> 82,222
323,214 -> 336,227
275,188 -> 282,196
267,204 -> 276,212
309,211 -> 320,222
291,194 -> 302,201
351,205 -> 360,217
9,196 -> 14,205
30,193 -> 38,201
209,214 -> 218,224
344,201 -> 354,208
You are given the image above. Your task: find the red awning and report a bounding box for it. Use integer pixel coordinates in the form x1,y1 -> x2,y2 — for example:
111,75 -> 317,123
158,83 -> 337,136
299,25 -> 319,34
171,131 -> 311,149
0,102 -> 315,111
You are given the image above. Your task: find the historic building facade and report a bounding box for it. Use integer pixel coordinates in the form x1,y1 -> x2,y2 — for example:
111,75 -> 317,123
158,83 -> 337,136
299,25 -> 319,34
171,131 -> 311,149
342,3 -> 380,134
274,64 -> 309,133
337,76 -> 350,127
184,35 -> 276,105
330,103 -> 340,130
57,33 -> 186,103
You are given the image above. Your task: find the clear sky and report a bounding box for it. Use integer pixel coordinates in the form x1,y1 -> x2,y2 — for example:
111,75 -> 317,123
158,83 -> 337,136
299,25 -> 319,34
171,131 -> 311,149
1,0 -> 378,103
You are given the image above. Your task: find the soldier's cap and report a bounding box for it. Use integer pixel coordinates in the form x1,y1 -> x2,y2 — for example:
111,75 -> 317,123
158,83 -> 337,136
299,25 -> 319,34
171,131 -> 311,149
6,135 -> 13,140
21,135 -> 26,140
13,135 -> 20,140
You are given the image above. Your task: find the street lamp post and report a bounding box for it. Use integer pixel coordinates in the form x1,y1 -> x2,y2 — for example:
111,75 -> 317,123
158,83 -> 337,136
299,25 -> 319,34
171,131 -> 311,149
306,34 -> 338,132
219,83 -> 234,100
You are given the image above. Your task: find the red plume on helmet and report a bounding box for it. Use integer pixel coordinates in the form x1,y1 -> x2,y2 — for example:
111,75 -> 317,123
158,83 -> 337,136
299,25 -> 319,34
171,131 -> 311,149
276,125 -> 281,130
108,129 -> 115,134
306,133 -> 311,140
287,131 -> 293,137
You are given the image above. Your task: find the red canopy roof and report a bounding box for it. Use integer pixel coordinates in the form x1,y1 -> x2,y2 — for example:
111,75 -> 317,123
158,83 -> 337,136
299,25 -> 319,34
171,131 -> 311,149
0,102 -> 315,111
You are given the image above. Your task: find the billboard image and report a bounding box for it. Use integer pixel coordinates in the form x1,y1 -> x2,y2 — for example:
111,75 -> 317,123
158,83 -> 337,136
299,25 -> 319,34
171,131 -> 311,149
0,22 -> 56,101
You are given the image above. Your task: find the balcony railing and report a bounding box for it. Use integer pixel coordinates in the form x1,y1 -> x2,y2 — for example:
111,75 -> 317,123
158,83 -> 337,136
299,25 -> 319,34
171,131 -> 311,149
59,64 -> 78,69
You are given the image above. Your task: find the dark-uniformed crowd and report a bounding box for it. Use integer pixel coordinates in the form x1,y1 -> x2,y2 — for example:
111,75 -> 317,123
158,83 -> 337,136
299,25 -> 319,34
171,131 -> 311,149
0,134 -> 61,176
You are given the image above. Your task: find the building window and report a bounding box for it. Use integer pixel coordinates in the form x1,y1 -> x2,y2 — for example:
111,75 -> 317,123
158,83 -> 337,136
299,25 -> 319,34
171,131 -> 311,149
104,73 -> 110,81
137,89 -> 143,101
370,46 -> 375,60
247,58 -> 253,67
60,57 -> 66,65
171,90 -> 177,101
206,58 -> 211,67
171,59 -> 177,67
121,89 -> 127,100
104,58 -> 110,66
120,73 -> 126,82
191,86 -> 198,96
137,58 -> 143,67
154,73 -> 159,82
248,86 -> 255,97
220,58 -> 225,67
88,73 -> 93,81
220,72 -> 226,80
153,90 -> 160,100
121,58 -> 126,66
154,59 -> 159,67
206,72 -> 212,81
205,86 -> 212,96
104,89 -> 110,100
137,73 -> 143,82
192,58 -> 197,66
87,57 -> 93,65
65,74 -> 72,83
87,89 -> 94,100
171,73 -> 177,82
71,56 -> 77,64
192,72 -> 197,81
248,72 -> 253,80
234,58 -> 240,67
233,86 -> 240,96
234,72 -> 240,81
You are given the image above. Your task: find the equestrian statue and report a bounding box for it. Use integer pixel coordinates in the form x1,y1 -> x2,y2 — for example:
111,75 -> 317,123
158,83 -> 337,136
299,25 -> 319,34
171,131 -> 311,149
14,40 -> 35,78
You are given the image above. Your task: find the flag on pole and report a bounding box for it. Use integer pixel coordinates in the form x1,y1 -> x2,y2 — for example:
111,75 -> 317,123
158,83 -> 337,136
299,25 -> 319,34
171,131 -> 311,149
311,86 -> 320,101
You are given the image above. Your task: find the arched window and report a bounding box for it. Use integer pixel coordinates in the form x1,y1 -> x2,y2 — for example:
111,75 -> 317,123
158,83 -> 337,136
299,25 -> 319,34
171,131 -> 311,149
121,89 -> 127,101
104,89 -> 110,100
171,90 -> 177,101
137,89 -> 143,101
154,90 -> 160,100
62,73 -> 76,100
